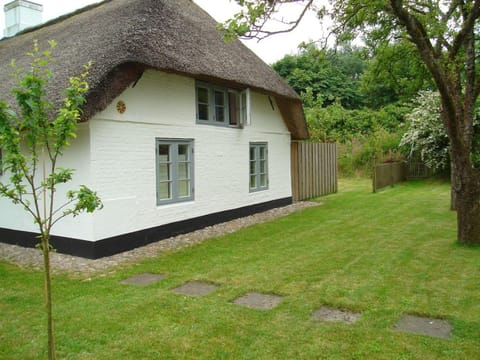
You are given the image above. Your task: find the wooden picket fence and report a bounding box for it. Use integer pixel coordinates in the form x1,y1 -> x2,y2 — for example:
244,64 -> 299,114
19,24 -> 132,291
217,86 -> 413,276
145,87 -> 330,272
372,161 -> 407,192
372,159 -> 433,192
291,141 -> 338,201
407,160 -> 432,179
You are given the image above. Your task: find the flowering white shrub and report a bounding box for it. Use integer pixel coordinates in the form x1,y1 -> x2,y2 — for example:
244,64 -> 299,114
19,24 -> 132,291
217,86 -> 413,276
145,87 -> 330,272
400,91 -> 450,171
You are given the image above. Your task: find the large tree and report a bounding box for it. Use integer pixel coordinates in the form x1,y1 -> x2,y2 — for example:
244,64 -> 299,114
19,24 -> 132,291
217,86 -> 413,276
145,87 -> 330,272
221,0 -> 480,245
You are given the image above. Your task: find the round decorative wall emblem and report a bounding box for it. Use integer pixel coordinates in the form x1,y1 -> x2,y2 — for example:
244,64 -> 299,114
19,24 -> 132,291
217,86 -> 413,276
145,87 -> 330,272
116,100 -> 126,114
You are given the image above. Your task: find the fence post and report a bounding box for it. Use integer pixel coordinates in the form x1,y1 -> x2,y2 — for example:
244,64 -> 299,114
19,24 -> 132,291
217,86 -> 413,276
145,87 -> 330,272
390,163 -> 394,188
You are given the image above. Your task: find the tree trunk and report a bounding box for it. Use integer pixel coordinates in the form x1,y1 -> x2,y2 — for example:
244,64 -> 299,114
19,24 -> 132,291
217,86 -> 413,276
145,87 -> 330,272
42,237 -> 56,360
452,161 -> 480,245
450,160 -> 457,211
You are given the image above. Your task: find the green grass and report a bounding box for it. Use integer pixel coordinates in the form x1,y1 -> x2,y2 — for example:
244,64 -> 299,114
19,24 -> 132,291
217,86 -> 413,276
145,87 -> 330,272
1,179 -> 480,359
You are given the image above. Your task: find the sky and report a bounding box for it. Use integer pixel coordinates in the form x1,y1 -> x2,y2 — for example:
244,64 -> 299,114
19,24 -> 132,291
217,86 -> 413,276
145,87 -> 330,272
0,0 -> 326,64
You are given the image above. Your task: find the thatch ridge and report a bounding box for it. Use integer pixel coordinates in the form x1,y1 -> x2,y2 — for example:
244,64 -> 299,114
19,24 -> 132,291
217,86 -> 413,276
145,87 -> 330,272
0,0 -> 308,139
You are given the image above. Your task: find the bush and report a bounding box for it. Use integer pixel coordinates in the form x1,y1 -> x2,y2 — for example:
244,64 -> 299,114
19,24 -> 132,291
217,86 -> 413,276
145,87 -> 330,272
336,130 -> 404,177
305,102 -> 407,177
306,102 -> 409,144
399,91 -> 449,171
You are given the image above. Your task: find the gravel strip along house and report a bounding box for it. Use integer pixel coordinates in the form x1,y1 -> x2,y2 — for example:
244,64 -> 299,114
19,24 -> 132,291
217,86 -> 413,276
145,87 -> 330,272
0,0 -> 308,259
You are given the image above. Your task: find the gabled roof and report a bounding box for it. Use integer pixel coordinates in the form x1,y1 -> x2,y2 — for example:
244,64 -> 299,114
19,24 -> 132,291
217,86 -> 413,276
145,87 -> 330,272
0,0 -> 308,139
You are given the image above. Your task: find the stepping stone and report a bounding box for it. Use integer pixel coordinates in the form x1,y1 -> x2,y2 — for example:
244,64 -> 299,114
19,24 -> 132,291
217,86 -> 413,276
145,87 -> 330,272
121,272 -> 166,286
311,306 -> 361,324
171,281 -> 218,296
394,315 -> 452,339
233,292 -> 283,310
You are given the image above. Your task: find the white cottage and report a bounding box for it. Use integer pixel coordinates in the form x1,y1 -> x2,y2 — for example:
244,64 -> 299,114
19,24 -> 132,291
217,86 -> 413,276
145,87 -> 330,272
0,0 -> 308,258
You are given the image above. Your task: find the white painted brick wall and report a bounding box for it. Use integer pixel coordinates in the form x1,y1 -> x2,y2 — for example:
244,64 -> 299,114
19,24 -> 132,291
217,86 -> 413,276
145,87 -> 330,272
0,124 -> 95,239
0,70 -> 293,242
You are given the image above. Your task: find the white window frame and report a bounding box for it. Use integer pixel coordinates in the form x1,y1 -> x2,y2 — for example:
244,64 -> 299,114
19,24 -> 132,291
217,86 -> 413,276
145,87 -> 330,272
249,142 -> 269,192
156,139 -> 194,205
196,81 -> 251,127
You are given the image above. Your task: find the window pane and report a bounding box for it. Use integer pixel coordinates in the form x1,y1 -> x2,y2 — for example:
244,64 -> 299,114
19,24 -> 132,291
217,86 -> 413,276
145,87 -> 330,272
249,146 -> 255,161
250,161 -> 256,175
260,174 -> 267,187
259,146 -> 266,160
178,162 -> 189,179
214,90 -> 225,122
159,163 -> 170,181
240,91 -> 247,124
198,104 -> 209,120
178,180 -> 190,197
214,90 -> 225,106
159,182 -> 171,200
178,144 -> 189,161
215,106 -> 225,122
250,175 -> 257,189
197,87 -> 209,104
229,92 -> 238,125
260,160 -> 266,173
197,86 -> 210,121
158,144 -> 170,161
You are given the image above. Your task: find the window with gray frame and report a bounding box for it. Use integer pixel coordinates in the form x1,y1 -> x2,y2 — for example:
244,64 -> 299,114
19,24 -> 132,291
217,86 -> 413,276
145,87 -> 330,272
249,143 -> 268,192
156,139 -> 194,205
196,82 -> 250,127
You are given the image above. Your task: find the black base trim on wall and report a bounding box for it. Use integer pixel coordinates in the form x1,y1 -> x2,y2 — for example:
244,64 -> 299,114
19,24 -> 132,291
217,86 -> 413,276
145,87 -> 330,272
0,197 -> 292,259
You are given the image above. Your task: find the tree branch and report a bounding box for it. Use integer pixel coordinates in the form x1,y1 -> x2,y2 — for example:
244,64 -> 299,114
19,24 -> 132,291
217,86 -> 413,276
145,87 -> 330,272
240,0 -> 314,41
388,0 -> 465,153
449,0 -> 480,59
435,0 -> 462,56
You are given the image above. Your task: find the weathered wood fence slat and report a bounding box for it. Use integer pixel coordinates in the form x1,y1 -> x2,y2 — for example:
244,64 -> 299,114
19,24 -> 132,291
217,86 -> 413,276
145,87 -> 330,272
291,141 -> 338,201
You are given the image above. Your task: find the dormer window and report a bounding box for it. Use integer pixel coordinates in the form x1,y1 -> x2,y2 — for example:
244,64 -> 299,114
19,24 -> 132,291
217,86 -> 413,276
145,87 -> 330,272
196,81 -> 250,127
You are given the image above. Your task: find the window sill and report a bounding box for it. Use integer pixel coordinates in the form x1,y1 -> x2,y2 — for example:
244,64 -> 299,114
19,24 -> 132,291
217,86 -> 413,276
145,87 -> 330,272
196,120 -> 242,129
249,188 -> 269,193
156,198 -> 195,208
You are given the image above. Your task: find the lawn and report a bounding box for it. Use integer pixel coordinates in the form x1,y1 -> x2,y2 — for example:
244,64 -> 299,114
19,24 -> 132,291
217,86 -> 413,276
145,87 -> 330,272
1,179 -> 479,359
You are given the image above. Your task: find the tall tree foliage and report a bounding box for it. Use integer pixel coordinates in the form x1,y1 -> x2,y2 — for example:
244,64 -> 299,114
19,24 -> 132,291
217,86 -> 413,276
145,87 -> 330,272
221,0 -> 480,245
272,43 -> 366,108
0,41 -> 103,360
359,42 -> 433,108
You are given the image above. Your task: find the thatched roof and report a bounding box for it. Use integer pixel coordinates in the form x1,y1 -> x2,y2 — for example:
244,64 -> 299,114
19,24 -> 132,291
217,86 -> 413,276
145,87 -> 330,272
0,0 -> 308,139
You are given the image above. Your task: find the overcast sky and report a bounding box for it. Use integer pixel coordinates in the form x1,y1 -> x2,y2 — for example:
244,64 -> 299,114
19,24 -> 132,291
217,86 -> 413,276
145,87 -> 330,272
0,0 -> 326,64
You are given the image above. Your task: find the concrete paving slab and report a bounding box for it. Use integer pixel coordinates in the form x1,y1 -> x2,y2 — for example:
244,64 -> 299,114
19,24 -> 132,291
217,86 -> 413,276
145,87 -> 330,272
233,292 -> 283,310
171,281 -> 218,296
394,314 -> 452,339
311,306 -> 361,324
